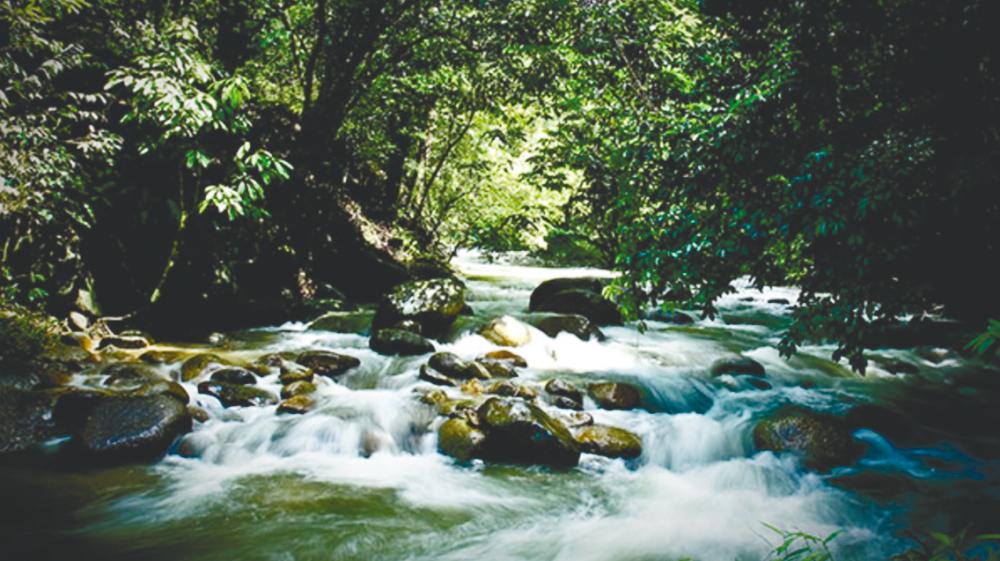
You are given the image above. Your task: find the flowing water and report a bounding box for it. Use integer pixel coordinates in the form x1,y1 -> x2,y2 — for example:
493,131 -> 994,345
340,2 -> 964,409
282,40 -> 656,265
3,253 -> 1000,561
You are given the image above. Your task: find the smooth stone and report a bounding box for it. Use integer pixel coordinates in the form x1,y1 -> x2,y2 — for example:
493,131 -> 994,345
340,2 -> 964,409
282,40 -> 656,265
180,353 -> 230,382
209,367 -> 257,385
306,311 -> 372,334
297,350 -> 361,377
138,350 -> 186,364
529,277 -> 607,311
474,358 -> 518,379
277,395 -> 314,415
76,395 -> 192,462
532,314 -> 605,341
545,378 -> 582,405
197,382 -> 277,408
533,289 -> 623,325
574,424 -> 643,459
486,380 -> 537,400
641,309 -> 695,324
187,406 -> 211,423
419,364 -> 457,387
429,352 -> 489,380
588,382 -> 641,410
479,316 -> 533,347
281,380 -> 317,399
369,328 -> 435,356
752,406 -> 864,472
101,362 -> 160,388
476,397 -> 580,468
372,278 -> 466,337
438,417 -> 487,463
710,356 -> 766,377
277,360 -> 314,384
480,350 -> 528,367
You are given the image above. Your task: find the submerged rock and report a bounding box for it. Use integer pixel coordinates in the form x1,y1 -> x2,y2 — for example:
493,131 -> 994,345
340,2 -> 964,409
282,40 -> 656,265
710,356 -> 766,377
76,395 -> 192,462
480,350 -> 528,368
752,406 -> 864,472
369,328 -> 435,356
475,397 -> 580,468
428,352 -> 489,381
297,350 -> 361,378
277,360 -> 314,384
197,382 -> 277,408
533,289 -> 623,326
642,309 -> 695,325
438,417 -> 487,463
574,425 -> 643,459
281,380 -> 317,399
532,314 -> 605,341
277,395 -> 314,415
372,278 -> 466,337
529,277 -> 607,311
479,316 -> 533,347
209,367 -> 257,385
180,353 -> 231,382
307,311 -> 372,334
588,381 -> 641,410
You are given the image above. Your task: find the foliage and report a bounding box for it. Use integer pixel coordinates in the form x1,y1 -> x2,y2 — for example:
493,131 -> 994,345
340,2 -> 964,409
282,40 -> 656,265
762,525 -> 838,561
893,529 -> 1000,561
0,294 -> 58,367
966,319 -> 1000,359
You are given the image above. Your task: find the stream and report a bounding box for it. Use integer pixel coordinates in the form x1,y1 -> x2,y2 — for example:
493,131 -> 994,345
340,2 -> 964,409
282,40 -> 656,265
3,253 -> 999,561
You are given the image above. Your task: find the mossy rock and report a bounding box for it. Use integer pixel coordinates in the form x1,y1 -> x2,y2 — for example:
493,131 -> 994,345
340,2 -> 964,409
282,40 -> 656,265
277,395 -> 314,415
281,380 -> 317,399
531,314 -> 605,341
197,382 -> 277,408
574,424 -> 643,459
76,395 -> 192,463
296,350 -> 361,378
709,356 -> 766,377
587,381 -> 641,410
752,406 -> 864,472
438,417 -> 487,463
369,328 -> 435,356
475,397 -> 580,468
180,353 -> 230,382
372,278 -> 466,337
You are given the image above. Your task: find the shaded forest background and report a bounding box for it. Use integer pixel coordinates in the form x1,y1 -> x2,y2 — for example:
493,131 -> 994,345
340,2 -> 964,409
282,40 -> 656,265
2,0 -> 998,367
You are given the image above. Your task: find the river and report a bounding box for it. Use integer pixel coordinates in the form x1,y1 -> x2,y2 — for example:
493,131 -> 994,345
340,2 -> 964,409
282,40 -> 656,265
2,253 -> 999,561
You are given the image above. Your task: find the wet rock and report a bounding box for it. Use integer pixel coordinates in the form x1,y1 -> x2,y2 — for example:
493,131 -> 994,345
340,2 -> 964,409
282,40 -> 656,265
642,309 -> 695,324
197,382 -> 277,408
297,350 -> 361,378
438,417 -> 487,463
532,314 -> 605,341
486,380 -> 537,400
748,378 -> 773,391
533,289 -> 623,326
545,379 -> 583,410
187,406 -> 211,423
277,360 -> 314,384
459,379 -> 486,396
369,328 -> 435,356
76,395 -> 192,462
553,410 -> 593,429
101,362 -> 161,388
96,335 -> 151,350
419,364 -> 458,387
392,319 -> 423,334
710,356 -> 766,377
429,352 -> 489,380
574,425 -> 643,459
281,380 -> 317,399
474,358 -> 519,379
127,380 -> 190,404
180,353 -> 230,382
256,352 -> 298,367
475,397 -> 580,468
139,350 -> 186,364
277,395 -> 314,415
460,304 -> 475,316
209,367 -> 257,385
883,360 -> 919,375
588,382 -> 641,410
529,277 -> 608,311
767,298 -> 791,305
372,278 -> 466,337
480,350 -> 528,368
752,406 -> 864,472
306,311 -> 372,334
0,389 -> 62,454
914,346 -> 953,364
479,316 -> 533,347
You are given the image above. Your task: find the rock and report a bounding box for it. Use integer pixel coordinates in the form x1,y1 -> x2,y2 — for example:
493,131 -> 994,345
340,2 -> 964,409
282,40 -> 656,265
588,382 -> 641,410
392,319 -> 423,334
277,360 -> 314,384
429,352 -> 489,380
475,397 -> 580,468
574,425 -> 643,459
277,395 -> 314,415
529,277 -> 608,311
139,350 -> 186,364
96,335 -> 151,350
68,311 -> 90,331
197,382 -> 277,408
545,379 -> 583,409
460,304 -> 475,316
101,363 -> 160,388
0,389 -> 62,454
710,356 -> 766,377
407,257 -> 458,281
180,353 -> 230,382
372,278 -> 466,337
209,367 -> 257,385
474,358 -> 519,379
767,298 -> 791,305
281,380 -> 317,399
127,380 -> 190,404
419,364 -> 458,387
479,316 -> 533,347
481,350 -> 528,367
187,406 -> 211,423
369,328 -> 435,356
642,309 -> 695,324
748,378 -> 772,390
553,410 -> 594,429
532,314 -> 605,341
438,417 -> 487,463
883,360 -> 919,375
486,380 -> 537,400
534,289 -> 622,326
76,395 -> 192,462
297,350 -> 361,378
914,346 -> 953,364
752,406 -> 864,471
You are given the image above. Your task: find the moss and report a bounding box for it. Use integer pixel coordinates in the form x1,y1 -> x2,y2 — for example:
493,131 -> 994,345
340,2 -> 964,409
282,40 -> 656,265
0,300 -> 58,369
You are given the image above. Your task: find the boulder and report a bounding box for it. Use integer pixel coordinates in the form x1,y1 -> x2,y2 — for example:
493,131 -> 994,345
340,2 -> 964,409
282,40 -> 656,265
281,380 -> 317,399
76,395 -> 192,462
545,379 -> 583,410
532,314 -> 605,341
101,363 -> 161,388
277,395 -> 314,415
369,328 -> 435,356
127,380 -> 190,404
588,382 -> 641,410
180,353 -> 231,382
277,361 -> 314,384
474,358 -> 519,379
296,350 -> 361,378
306,312 -> 373,334
209,367 -> 257,386
419,364 -> 458,387
438,417 -> 487,463
479,316 -> 533,347
532,289 -> 623,325
0,389 -> 62,454
480,350 -> 528,368
642,309 -> 695,324
553,410 -> 594,429
197,382 -> 278,408
752,406 -> 864,471
574,425 -> 643,459
529,277 -> 608,311
392,319 -> 423,334
486,380 -> 537,400
429,352 -> 489,380
710,356 -> 766,377
475,397 -> 580,468
372,278 -> 466,337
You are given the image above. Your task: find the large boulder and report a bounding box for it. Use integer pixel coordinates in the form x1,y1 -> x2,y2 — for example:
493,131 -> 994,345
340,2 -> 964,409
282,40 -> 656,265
437,417 -> 487,463
710,356 -> 766,377
372,278 -> 466,337
531,314 -> 605,341
752,406 -> 864,471
529,277 -> 608,311
369,328 -> 435,356
532,289 -> 623,326
588,381 -> 641,410
296,350 -> 361,378
574,425 -> 643,459
479,316 -> 533,347
0,389 -> 62,454
428,352 -> 489,380
197,382 -> 278,408
76,395 -> 192,462
475,397 -> 580,468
